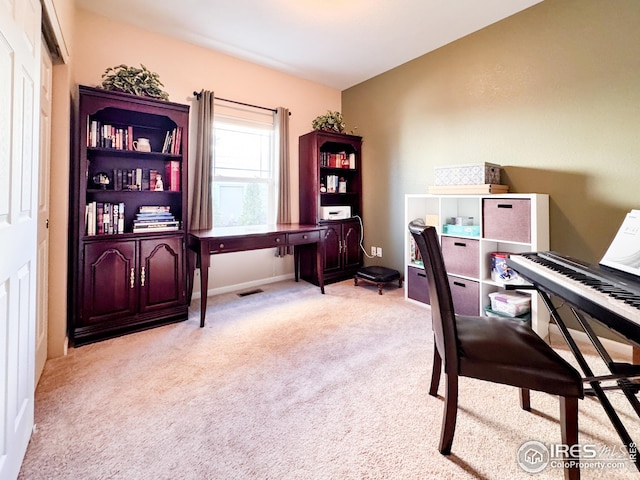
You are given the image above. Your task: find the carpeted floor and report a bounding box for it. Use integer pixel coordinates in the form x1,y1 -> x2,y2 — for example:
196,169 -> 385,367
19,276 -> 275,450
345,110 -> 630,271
18,279 -> 640,479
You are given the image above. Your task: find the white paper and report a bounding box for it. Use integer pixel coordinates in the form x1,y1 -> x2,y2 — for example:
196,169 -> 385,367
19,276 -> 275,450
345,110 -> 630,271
600,209 -> 640,277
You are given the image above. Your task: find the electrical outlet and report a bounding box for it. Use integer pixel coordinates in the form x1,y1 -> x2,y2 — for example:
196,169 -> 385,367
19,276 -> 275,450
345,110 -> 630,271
376,247 -> 383,257
371,246 -> 376,257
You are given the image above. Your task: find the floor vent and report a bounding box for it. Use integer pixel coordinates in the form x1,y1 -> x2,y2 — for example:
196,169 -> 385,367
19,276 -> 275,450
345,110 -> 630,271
237,288 -> 264,297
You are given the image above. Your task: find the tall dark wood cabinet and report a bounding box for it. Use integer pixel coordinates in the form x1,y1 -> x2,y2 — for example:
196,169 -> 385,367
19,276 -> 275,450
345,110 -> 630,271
69,86 -> 190,345
298,130 -> 363,284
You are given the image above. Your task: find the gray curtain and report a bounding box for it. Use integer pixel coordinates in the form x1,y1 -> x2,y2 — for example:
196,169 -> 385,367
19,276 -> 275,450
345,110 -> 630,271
275,107 -> 292,256
190,90 -> 214,230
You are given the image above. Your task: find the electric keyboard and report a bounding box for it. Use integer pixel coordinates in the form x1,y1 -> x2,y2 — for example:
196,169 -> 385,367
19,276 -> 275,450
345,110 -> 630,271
506,251 -> 640,345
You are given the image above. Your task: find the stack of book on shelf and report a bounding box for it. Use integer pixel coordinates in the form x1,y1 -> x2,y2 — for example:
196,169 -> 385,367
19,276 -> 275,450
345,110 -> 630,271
132,206 -> 180,233
86,202 -> 125,236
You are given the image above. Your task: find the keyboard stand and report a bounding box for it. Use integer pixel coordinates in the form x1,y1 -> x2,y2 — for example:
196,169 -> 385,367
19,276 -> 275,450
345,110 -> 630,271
509,282 -> 640,471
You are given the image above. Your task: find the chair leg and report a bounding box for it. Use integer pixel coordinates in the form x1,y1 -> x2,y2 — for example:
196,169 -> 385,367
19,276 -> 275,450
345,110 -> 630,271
520,388 -> 531,411
439,372 -> 458,455
429,348 -> 442,397
560,396 -> 580,480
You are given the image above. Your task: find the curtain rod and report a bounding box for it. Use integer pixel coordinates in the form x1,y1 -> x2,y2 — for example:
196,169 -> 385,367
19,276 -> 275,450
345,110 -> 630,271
193,91 -> 290,115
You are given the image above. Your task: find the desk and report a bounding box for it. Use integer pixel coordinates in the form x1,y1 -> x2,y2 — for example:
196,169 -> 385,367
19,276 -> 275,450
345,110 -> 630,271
188,224 -> 325,327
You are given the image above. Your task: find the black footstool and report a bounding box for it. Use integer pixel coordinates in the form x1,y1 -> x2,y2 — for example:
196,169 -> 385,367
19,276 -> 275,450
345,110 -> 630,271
354,266 -> 402,295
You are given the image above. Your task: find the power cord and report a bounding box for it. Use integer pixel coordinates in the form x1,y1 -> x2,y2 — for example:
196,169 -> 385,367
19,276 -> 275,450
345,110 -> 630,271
354,214 -> 376,259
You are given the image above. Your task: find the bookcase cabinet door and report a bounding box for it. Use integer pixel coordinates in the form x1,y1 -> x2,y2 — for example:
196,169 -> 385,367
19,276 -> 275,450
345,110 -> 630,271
139,236 -> 185,313
323,224 -> 342,274
342,219 -> 362,271
82,241 -> 137,326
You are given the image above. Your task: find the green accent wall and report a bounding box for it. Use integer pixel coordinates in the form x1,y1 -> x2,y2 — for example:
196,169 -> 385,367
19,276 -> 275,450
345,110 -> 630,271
343,0 -> 640,277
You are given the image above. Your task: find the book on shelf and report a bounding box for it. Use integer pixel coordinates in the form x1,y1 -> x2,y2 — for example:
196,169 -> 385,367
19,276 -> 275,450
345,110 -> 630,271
320,151 -> 353,169
108,168 -> 178,191
87,118 -> 134,151
132,221 -> 180,233
165,161 -> 180,191
139,205 -> 171,214
85,201 -> 125,236
161,127 -> 182,155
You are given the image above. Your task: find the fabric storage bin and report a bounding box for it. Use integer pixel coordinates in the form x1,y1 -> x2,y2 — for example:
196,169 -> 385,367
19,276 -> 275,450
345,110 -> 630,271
448,276 -> 479,316
434,162 -> 501,186
441,236 -> 479,278
407,265 -> 430,305
483,199 -> 531,243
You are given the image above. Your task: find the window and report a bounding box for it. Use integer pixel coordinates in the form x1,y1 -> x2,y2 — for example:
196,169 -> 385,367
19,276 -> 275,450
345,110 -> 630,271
213,103 -> 276,227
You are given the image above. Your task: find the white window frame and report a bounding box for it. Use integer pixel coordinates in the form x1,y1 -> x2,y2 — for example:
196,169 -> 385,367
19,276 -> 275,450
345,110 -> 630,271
212,102 -> 277,227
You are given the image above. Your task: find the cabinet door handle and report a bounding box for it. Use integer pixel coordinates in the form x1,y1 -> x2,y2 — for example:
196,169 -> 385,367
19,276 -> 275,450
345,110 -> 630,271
130,267 -> 135,289
453,281 -> 466,288
140,266 -> 146,287
417,272 -> 426,278
454,242 -> 466,247
497,204 -> 513,209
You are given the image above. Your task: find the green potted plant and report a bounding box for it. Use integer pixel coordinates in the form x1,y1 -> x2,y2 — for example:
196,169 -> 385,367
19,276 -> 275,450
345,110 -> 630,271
100,64 -> 169,101
312,111 -> 345,133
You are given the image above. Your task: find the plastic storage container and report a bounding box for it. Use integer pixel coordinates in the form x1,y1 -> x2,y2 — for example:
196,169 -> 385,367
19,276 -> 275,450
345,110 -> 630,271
488,291 -> 531,317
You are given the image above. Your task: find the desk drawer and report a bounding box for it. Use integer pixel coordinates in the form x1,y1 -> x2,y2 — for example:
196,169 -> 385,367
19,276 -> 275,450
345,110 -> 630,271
212,234 -> 286,253
288,230 -> 320,245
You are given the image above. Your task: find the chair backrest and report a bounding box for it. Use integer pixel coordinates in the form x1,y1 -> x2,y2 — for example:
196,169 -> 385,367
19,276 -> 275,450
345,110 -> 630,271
409,222 -> 459,373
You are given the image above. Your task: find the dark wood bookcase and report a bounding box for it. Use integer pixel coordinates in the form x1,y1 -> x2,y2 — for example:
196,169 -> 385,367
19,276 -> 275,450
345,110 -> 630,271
68,85 -> 190,345
298,130 -> 363,284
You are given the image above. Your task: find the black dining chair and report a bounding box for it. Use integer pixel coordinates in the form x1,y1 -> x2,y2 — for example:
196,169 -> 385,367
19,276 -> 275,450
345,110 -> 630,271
408,222 -> 584,480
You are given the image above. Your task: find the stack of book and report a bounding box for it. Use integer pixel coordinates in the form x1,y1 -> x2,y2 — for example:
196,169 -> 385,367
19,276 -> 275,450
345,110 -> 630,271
132,206 -> 180,233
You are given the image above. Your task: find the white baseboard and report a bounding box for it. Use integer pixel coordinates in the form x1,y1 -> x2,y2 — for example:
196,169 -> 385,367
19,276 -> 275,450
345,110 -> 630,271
548,324 -> 632,361
190,273 -> 295,299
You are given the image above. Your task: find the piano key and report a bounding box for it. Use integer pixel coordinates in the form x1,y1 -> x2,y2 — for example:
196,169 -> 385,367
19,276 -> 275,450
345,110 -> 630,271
507,253 -> 640,328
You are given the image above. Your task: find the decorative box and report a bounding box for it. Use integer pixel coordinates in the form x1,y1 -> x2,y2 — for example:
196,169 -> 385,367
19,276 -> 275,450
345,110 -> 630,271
490,252 -> 522,283
434,162 -> 501,186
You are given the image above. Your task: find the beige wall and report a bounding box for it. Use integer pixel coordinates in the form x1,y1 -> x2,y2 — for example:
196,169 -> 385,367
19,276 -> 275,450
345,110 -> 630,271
343,0 -> 640,275
42,8 -> 341,356
72,9 -> 340,294
48,0 -> 75,358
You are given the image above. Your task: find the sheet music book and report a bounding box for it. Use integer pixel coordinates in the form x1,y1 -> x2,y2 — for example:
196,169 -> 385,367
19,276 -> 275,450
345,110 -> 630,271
600,209 -> 640,277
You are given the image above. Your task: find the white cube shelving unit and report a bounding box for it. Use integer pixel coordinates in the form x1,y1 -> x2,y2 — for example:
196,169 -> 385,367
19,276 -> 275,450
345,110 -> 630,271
404,193 -> 550,337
